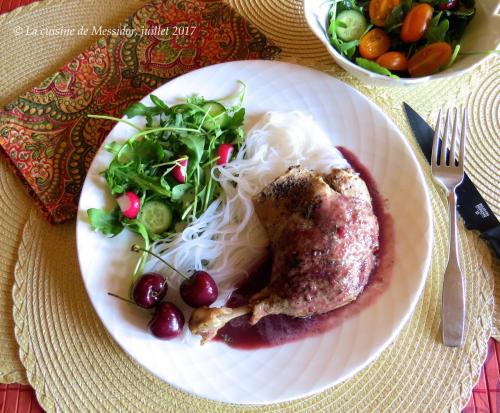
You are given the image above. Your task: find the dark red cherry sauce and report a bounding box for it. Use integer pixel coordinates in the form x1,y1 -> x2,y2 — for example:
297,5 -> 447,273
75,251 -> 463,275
215,147 -> 395,349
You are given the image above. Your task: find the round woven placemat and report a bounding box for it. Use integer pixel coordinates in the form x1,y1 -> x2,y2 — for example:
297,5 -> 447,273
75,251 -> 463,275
0,0 -> 498,411
0,159 -> 31,384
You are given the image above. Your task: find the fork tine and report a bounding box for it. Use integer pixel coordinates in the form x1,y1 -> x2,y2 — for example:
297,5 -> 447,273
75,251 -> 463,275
449,108 -> 459,166
459,107 -> 468,171
431,109 -> 442,167
440,109 -> 451,166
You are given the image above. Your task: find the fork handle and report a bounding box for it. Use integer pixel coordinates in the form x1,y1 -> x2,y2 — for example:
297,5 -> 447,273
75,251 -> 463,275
441,189 -> 466,347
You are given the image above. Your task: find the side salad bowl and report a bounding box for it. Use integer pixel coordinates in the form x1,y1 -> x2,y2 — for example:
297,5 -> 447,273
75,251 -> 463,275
304,0 -> 500,86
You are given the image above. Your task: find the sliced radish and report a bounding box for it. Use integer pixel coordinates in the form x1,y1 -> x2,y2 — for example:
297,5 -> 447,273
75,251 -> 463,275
116,191 -> 141,219
216,144 -> 234,165
172,158 -> 188,183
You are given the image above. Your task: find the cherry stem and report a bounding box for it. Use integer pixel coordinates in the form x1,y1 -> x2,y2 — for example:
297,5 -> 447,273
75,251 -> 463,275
131,244 -> 189,280
108,292 -> 135,305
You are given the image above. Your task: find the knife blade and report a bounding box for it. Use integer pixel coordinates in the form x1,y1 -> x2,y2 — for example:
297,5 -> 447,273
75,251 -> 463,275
403,102 -> 500,258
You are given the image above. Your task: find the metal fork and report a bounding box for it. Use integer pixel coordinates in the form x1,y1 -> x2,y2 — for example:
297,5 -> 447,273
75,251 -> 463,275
431,107 -> 468,347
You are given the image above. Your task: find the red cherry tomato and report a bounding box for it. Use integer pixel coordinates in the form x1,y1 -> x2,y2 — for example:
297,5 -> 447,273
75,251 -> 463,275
438,0 -> 458,10
408,42 -> 452,77
369,0 -> 401,26
376,51 -> 409,71
401,3 -> 434,43
359,29 -> 391,59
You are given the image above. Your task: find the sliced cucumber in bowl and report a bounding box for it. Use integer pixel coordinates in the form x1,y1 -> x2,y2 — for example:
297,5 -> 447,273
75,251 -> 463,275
336,10 -> 367,42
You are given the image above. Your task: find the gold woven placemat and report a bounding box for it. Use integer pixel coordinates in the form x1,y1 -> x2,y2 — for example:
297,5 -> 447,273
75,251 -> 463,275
0,0 -> 498,411
0,159 -> 31,384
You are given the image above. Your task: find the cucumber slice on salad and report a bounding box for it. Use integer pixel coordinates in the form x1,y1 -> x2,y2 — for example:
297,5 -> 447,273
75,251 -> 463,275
201,101 -> 230,130
139,201 -> 172,234
336,10 -> 367,42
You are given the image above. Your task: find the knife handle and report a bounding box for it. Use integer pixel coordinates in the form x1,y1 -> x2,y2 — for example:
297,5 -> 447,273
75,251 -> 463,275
482,226 -> 500,259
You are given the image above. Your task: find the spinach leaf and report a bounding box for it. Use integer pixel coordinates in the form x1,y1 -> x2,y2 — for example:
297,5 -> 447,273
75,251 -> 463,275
426,12 -> 450,43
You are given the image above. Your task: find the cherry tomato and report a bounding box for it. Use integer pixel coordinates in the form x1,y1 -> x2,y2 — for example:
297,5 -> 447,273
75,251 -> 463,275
376,51 -> 409,71
408,42 -> 452,77
359,29 -> 391,59
369,0 -> 401,26
438,0 -> 458,10
401,3 -> 433,43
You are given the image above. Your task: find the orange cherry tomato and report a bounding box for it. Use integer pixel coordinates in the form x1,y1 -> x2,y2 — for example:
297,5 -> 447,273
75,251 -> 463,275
401,3 -> 434,43
408,42 -> 452,77
369,0 -> 401,26
359,29 -> 391,59
376,51 -> 409,71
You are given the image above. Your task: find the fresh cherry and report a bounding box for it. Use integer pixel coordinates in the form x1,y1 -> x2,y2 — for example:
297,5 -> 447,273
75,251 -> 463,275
132,272 -> 167,309
149,302 -> 185,339
180,271 -> 218,307
438,0 -> 458,10
130,244 -> 219,308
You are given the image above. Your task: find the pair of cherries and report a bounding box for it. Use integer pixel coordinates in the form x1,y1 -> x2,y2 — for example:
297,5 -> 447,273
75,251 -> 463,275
130,245 -> 218,339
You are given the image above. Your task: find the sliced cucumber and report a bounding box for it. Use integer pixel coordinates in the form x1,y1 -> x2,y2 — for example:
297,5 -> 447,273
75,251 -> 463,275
139,201 -> 172,234
201,101 -> 230,130
336,10 -> 367,42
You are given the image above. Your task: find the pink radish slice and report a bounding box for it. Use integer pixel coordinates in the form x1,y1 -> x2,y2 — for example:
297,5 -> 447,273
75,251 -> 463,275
216,144 -> 234,165
116,191 -> 141,219
172,158 -> 188,183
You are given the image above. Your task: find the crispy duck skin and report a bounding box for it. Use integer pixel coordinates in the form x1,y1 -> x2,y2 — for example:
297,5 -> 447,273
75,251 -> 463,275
190,166 -> 379,344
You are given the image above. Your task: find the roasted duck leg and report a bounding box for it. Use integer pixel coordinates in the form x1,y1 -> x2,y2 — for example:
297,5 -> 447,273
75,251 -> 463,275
190,166 -> 379,344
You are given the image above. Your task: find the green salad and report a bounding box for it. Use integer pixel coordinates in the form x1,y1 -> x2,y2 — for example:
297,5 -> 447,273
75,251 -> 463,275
87,85 -> 246,269
328,0 -> 477,78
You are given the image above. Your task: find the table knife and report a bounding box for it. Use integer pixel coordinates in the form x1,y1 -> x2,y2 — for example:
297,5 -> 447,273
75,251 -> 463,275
403,102 -> 500,258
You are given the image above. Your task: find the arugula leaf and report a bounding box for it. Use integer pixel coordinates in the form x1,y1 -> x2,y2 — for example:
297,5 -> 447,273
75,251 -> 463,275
133,140 -> 165,163
230,108 -> 245,128
340,40 -> 360,58
150,94 -> 168,110
122,219 -> 151,281
124,102 -> 153,118
179,135 -> 204,164
355,58 -> 400,78
171,184 -> 192,201
87,207 -> 123,236
104,141 -> 122,155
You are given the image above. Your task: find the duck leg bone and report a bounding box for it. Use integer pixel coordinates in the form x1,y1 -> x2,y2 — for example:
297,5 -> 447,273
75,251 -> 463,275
189,305 -> 251,344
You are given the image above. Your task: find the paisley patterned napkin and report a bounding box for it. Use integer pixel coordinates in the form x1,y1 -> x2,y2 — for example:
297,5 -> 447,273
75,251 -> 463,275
0,0 -> 280,223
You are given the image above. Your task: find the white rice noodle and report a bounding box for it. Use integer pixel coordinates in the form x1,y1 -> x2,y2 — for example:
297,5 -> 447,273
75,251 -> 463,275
147,111 -> 349,339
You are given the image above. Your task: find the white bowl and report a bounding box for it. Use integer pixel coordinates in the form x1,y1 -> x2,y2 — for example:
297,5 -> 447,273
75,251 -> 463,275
304,0 -> 500,86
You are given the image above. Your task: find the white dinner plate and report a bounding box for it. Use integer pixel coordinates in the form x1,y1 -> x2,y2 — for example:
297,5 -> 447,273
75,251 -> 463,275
77,61 -> 432,404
